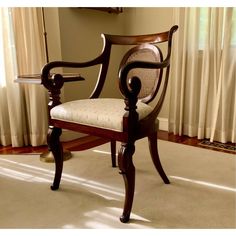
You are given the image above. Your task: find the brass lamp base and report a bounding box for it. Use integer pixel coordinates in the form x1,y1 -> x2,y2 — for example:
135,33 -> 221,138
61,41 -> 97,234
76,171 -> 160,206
40,150 -> 72,163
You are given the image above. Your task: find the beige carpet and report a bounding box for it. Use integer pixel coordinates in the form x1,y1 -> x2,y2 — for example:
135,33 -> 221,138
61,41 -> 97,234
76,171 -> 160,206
0,139 -> 235,229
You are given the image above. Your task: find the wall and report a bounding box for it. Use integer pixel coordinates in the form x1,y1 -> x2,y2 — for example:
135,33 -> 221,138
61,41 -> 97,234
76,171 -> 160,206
58,8 -> 127,101
44,8 -> 62,62
124,7 -> 174,34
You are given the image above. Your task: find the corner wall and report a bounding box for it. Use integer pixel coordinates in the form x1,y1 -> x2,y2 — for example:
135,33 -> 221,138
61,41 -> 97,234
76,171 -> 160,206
58,8 -> 126,101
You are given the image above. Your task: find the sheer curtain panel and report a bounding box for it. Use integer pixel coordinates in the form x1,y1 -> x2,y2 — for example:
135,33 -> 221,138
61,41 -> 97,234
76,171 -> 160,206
169,8 -> 236,143
0,8 -> 48,147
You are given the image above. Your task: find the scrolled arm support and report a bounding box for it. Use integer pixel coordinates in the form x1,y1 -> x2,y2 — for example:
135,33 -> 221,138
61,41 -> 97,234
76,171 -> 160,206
119,59 -> 169,98
41,62 -> 68,125
43,73 -> 64,126
119,59 -> 169,105
41,61 -> 63,91
118,59 -> 171,134
123,76 -> 141,111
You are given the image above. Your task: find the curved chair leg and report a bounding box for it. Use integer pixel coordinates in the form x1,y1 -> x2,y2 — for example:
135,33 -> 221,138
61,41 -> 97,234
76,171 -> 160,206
118,142 -> 135,223
148,132 -> 170,184
110,140 -> 116,167
47,126 -> 63,190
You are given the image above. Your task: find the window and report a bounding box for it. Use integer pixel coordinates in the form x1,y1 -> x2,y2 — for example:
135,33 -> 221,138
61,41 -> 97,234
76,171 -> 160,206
199,8 -> 236,49
0,8 -> 16,87
0,9 -> 7,87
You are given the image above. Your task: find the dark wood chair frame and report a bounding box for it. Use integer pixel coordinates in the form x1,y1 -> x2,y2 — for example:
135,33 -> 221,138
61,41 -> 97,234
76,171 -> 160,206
41,25 -> 178,223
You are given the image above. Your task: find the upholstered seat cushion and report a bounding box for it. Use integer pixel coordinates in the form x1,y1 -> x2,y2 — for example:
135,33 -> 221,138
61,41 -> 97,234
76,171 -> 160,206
50,98 -> 153,132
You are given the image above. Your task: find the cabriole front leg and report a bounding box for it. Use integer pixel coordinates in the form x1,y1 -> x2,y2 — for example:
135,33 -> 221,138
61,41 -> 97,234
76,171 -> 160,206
47,126 -> 63,190
118,142 -> 135,223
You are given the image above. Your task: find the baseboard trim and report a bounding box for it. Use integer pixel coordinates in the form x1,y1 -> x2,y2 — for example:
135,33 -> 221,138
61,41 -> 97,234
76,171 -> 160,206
158,117 -> 168,131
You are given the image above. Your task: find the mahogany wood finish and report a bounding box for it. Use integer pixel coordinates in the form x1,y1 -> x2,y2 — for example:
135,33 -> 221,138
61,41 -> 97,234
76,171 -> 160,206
41,25 -> 178,223
148,132 -> 170,184
48,127 -> 63,190
110,140 -> 116,167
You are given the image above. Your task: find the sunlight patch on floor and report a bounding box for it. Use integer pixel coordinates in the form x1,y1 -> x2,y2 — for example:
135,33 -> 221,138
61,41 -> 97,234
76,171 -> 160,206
0,157 -> 124,200
83,207 -> 152,229
93,150 -> 117,156
62,172 -> 123,197
0,158 -> 53,182
170,175 -> 236,192
0,166 -> 51,183
88,190 -> 122,201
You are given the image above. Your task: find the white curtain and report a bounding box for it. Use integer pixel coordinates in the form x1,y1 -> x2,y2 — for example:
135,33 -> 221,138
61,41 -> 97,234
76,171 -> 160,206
0,7 -> 48,147
169,7 -> 236,143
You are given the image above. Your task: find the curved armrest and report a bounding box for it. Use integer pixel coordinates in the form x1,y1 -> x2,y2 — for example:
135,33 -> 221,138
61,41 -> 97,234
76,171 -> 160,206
41,56 -> 103,91
40,57 -> 104,119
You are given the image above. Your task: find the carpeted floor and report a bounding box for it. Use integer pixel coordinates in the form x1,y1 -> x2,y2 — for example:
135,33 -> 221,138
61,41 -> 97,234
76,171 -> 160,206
0,139 -> 235,229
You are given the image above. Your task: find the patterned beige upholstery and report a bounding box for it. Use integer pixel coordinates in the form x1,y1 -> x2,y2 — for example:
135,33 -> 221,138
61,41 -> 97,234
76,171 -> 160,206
125,46 -> 161,100
51,98 -> 153,132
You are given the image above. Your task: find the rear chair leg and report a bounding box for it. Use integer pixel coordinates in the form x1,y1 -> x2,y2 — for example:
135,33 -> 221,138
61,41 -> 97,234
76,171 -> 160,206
148,132 -> 170,184
47,126 -> 63,190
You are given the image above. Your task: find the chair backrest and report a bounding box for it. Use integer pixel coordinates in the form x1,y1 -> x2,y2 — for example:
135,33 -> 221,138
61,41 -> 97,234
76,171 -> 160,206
119,44 -> 163,104
89,25 -> 178,108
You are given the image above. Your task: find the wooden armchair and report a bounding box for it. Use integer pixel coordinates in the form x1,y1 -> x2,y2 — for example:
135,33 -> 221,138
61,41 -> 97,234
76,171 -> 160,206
41,25 -> 178,223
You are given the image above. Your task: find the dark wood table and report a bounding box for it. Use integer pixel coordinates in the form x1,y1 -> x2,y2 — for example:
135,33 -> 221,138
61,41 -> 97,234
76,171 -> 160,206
15,73 -> 85,163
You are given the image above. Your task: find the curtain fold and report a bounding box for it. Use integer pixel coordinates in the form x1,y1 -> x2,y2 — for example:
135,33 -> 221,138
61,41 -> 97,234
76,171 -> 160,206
169,7 -> 236,143
0,7 -> 48,147
0,8 -> 28,146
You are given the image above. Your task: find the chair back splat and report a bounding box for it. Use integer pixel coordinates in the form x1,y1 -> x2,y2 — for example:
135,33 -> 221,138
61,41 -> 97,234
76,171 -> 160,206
41,25 -> 178,223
